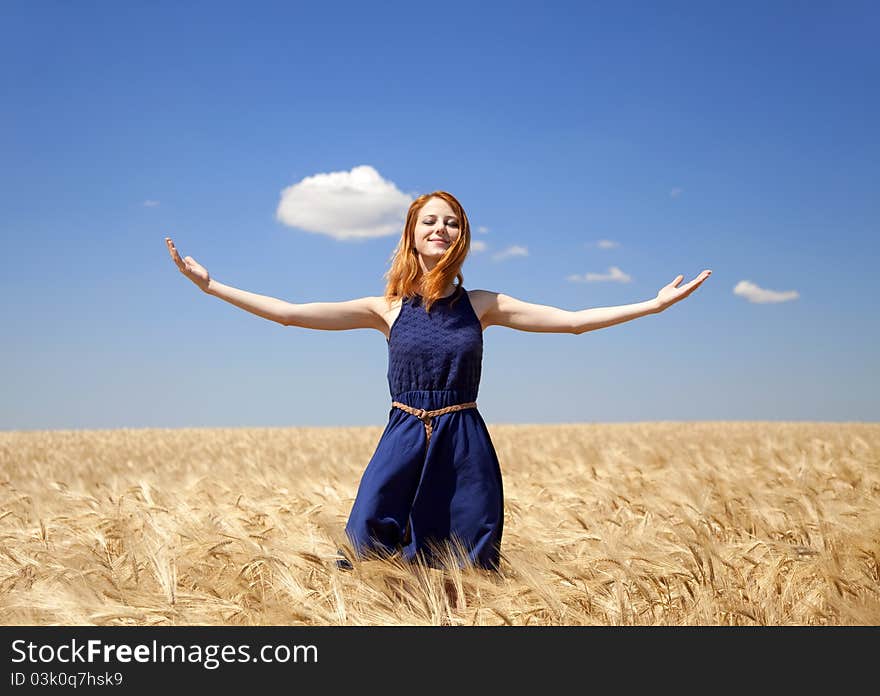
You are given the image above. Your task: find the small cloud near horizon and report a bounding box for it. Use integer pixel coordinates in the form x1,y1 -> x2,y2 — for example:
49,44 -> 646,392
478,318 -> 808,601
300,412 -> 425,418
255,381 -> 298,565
143,200 -> 160,207
470,240 -> 487,252
492,245 -> 528,261
477,225 -> 489,234
596,239 -> 618,249
276,165 -> 413,241
670,187 -> 684,198
567,266 -> 632,283
733,280 -> 799,304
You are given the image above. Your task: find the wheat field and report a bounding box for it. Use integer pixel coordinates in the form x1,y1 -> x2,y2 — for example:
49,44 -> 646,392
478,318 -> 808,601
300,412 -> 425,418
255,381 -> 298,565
1,422 -> 878,625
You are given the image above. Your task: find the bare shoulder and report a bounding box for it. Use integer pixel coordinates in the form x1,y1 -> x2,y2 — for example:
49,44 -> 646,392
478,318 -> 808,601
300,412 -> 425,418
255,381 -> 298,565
374,295 -> 405,339
346,295 -> 403,338
466,289 -> 496,330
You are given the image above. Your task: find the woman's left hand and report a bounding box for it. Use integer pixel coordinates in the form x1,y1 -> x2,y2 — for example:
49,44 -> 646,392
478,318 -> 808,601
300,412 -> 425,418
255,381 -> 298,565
655,269 -> 712,312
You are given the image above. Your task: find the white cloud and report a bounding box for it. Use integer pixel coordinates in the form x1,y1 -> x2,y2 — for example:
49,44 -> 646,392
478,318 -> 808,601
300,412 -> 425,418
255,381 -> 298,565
733,280 -> 799,304
143,200 -> 160,207
596,239 -> 618,249
477,225 -> 489,234
567,266 -> 632,283
492,245 -> 528,261
670,187 -> 684,198
275,165 -> 413,241
470,240 -> 488,252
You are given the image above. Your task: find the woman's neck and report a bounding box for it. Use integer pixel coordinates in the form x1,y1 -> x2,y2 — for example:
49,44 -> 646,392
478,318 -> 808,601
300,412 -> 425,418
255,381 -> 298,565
417,281 -> 457,298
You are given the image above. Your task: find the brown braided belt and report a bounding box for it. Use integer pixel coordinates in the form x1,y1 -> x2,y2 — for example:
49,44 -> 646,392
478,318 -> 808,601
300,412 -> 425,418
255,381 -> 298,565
392,400 -> 477,447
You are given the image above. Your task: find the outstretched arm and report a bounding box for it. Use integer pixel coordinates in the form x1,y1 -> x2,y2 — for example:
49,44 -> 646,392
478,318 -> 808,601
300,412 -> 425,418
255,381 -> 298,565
165,237 -> 385,332
479,269 -> 711,335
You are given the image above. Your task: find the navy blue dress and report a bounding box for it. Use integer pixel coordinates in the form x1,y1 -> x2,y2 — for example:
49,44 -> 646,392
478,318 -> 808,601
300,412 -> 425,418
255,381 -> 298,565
343,285 -> 504,570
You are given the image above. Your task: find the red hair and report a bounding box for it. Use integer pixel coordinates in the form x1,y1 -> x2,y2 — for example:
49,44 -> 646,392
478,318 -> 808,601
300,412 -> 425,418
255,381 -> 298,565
383,191 -> 471,313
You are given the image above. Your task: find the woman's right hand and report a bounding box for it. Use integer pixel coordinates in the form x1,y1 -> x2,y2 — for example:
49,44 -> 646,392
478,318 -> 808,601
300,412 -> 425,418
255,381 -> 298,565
165,237 -> 211,293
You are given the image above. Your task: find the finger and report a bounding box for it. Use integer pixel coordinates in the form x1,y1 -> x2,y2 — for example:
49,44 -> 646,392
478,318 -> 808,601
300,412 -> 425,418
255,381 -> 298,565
687,271 -> 711,287
683,276 -> 708,295
171,250 -> 187,271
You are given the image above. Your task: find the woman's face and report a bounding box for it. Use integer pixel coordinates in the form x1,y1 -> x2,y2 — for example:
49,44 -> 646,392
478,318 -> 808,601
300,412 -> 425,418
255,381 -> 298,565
413,197 -> 461,260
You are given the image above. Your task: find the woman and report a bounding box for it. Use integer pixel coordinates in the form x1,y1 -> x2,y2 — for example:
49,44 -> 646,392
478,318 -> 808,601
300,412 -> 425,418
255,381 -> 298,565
166,191 -> 711,572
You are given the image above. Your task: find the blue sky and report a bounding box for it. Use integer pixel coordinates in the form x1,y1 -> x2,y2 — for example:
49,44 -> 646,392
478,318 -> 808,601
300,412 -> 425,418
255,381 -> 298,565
2,1 -> 878,431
